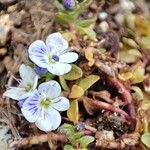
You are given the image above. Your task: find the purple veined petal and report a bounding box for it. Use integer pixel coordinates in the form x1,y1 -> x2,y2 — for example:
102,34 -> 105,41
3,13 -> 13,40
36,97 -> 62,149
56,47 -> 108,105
21,90 -> 41,123
46,32 -> 68,55
59,52 -> 78,63
47,63 -> 72,76
46,108 -> 61,130
18,92 -> 31,108
38,80 -> 61,99
52,96 -> 70,111
28,40 -> 48,68
3,87 -> 26,100
35,65 -> 47,76
19,64 -> 38,83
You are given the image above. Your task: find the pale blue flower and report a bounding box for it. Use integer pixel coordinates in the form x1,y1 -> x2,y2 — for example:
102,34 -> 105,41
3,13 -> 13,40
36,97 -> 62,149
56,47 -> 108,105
28,32 -> 78,76
3,64 -> 39,100
21,80 -> 70,132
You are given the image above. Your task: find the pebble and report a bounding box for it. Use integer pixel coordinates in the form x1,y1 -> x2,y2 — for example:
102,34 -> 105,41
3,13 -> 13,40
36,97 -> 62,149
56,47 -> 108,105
7,4 -> 17,13
0,14 -> 13,47
0,0 -> 16,5
120,0 -> 135,12
99,12 -> 108,21
99,21 -> 109,33
0,48 -> 7,56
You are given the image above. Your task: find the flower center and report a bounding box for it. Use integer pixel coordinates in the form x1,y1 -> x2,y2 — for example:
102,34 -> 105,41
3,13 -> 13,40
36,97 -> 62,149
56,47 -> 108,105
40,98 -> 52,109
25,83 -> 33,92
48,55 -> 56,64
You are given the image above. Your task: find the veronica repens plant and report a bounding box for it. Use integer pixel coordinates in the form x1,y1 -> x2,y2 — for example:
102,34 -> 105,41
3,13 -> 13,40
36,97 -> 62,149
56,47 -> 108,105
3,32 -> 79,131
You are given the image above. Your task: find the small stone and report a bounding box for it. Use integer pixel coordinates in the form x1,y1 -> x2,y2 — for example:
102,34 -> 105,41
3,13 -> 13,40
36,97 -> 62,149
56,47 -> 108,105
120,0 -> 135,12
0,48 -> 7,56
3,56 -> 16,73
7,4 -> 17,13
115,13 -> 124,25
99,21 -> 109,32
0,14 -> 13,47
0,0 -> 16,5
99,12 -> 108,21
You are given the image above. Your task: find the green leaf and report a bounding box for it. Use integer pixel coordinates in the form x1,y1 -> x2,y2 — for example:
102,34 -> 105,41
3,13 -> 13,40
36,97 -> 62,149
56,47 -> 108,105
63,64 -> 83,80
59,76 -> 69,91
77,26 -> 96,40
45,72 -> 55,81
79,75 -> 100,91
55,11 -> 77,24
54,0 -> 65,11
139,37 -> 150,52
64,144 -> 75,150
78,136 -> 94,148
77,0 -> 92,13
131,66 -> 145,84
141,133 -> 150,148
67,99 -> 79,123
76,18 -> 96,27
69,85 -> 84,98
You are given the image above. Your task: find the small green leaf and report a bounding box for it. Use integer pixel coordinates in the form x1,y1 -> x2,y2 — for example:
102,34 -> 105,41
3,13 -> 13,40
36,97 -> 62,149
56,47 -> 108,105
45,72 -> 55,81
77,26 -> 96,40
67,99 -> 79,123
64,144 -> 75,150
59,76 -> 69,91
79,75 -> 100,91
131,86 -> 144,100
141,133 -> 150,148
63,64 -> 83,80
54,0 -> 65,11
55,11 -> 77,24
76,18 -> 96,27
78,136 -> 94,148
131,66 -> 145,84
139,37 -> 150,51
69,85 -> 84,98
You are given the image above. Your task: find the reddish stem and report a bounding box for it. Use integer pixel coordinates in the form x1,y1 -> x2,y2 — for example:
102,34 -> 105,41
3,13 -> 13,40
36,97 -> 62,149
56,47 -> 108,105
82,97 -> 131,121
108,77 -> 135,120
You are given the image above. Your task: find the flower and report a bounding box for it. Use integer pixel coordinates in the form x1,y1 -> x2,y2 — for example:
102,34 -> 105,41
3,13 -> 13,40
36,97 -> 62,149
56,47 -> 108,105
28,32 -> 78,76
3,64 -> 39,101
21,80 -> 70,132
63,0 -> 75,10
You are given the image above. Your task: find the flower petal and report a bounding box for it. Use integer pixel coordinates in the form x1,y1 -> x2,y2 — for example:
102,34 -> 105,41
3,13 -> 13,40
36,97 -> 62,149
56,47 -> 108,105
52,96 -> 70,111
3,87 -> 25,100
35,65 -> 47,76
38,80 -> 61,99
59,52 -> 78,63
18,92 -> 31,107
19,64 -> 38,83
21,90 -> 41,123
46,32 -> 68,55
35,112 -> 52,132
47,63 -> 72,75
46,108 -> 61,130
28,40 -> 48,68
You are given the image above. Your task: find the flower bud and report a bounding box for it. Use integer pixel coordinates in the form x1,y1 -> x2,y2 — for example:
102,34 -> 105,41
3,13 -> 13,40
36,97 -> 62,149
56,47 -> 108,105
63,0 -> 75,10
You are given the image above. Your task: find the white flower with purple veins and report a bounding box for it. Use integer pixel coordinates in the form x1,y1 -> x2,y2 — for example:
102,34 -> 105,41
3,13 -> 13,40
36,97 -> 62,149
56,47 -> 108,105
28,32 -> 78,76
3,64 -> 39,100
21,80 -> 70,132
